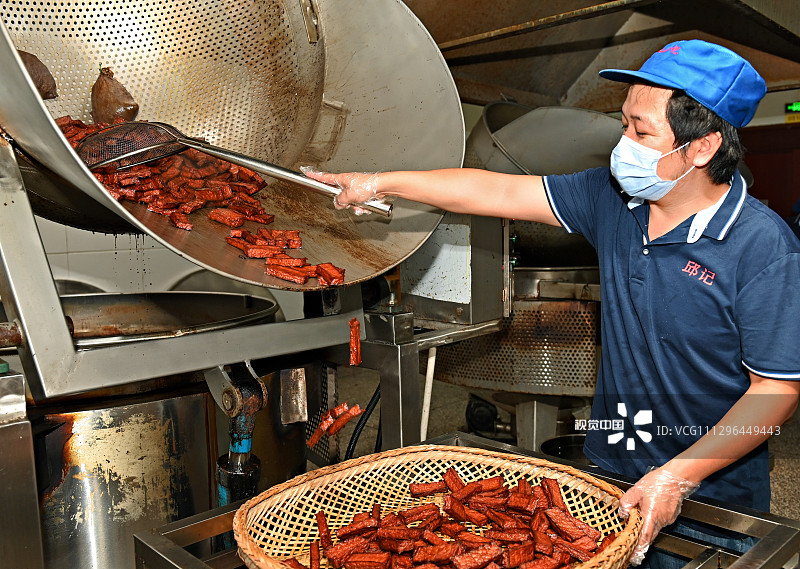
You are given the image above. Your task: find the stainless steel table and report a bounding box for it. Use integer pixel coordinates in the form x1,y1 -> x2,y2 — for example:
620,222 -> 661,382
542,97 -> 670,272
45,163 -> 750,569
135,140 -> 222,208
134,432 -> 800,569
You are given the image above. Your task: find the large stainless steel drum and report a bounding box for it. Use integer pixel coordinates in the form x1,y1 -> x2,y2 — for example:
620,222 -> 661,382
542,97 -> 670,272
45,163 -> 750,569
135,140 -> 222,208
0,0 -> 464,290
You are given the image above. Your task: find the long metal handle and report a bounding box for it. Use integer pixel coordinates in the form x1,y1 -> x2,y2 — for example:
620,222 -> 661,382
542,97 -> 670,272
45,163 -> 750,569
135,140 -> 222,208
178,138 -> 392,217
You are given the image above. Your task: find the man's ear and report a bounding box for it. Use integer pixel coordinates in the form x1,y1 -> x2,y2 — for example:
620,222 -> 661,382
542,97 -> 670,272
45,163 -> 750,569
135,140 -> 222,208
692,131 -> 723,167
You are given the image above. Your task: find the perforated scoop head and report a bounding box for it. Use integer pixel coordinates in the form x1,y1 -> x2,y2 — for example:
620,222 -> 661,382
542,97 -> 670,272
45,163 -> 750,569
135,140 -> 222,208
76,121 -> 189,170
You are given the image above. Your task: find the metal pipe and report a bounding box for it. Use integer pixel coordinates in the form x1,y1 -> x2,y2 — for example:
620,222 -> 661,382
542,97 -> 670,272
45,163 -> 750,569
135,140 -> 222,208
437,0 -> 662,52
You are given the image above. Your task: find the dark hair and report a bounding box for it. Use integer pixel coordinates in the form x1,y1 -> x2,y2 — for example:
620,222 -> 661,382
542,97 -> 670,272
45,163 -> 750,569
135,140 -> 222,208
666,90 -> 743,185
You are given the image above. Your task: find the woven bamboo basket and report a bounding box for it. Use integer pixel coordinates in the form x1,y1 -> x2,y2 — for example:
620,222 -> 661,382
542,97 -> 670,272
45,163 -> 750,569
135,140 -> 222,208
234,445 -> 642,569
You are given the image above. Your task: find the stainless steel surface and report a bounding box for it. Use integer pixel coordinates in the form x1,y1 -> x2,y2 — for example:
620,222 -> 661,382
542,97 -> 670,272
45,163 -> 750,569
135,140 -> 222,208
0,368 -> 44,569
415,320 -> 504,351
512,267 -> 601,300
401,212 -> 506,326
76,121 -> 392,216
0,145 -> 364,399
134,432 -> 800,569
0,0 -> 464,290
21,292 -> 277,348
37,391 -> 215,569
280,368 -> 308,425
429,298 -> 600,396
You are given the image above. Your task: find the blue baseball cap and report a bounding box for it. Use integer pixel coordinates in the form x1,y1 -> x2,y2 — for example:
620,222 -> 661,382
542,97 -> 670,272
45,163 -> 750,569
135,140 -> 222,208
600,40 -> 767,128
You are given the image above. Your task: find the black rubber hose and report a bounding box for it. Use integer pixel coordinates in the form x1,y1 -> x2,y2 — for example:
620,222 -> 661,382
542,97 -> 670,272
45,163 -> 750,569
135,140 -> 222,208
345,383 -> 381,460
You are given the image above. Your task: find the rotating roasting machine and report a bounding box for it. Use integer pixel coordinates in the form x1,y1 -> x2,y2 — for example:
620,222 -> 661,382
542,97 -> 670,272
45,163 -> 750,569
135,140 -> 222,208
0,0 -> 485,567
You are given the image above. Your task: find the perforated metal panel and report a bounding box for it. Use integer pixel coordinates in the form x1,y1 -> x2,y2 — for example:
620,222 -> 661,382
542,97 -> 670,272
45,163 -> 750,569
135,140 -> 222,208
428,300 -> 600,396
3,0 -> 316,165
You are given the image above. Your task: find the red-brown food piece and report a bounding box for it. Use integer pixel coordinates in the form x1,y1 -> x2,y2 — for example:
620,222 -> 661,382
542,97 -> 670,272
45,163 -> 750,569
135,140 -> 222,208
544,507 -> 601,542
409,480 -> 448,497
443,468 -> 466,492
518,555 -> 560,569
503,541 -> 536,568
412,542 -> 463,564
327,404 -> 364,436
442,496 -> 468,523
530,530 -> 553,556
540,479 -> 567,511
377,527 -> 422,541
316,511 -> 333,549
208,208 -> 244,228
349,317 -> 361,366
452,542 -> 503,569
399,504 -> 440,525
310,541 -> 321,569
325,536 -> 370,568
553,539 -> 593,562
266,265 -> 309,285
338,517 -> 379,540
344,552 -> 391,569
318,262 -> 346,286
169,211 -> 193,231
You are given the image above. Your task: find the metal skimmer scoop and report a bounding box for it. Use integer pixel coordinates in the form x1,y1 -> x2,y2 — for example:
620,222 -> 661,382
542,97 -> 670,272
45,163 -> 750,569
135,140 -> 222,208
76,121 -> 392,216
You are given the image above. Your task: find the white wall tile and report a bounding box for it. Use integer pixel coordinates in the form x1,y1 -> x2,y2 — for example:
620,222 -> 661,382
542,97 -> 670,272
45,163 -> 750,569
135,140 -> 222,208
35,216 -> 68,254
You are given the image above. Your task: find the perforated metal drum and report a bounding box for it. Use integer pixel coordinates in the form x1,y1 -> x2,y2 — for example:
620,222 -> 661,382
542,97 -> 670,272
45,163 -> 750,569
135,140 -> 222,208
0,0 -> 464,290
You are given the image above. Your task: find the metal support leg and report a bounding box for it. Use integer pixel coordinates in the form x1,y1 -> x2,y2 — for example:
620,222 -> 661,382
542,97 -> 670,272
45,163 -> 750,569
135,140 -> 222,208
361,311 -> 422,450
0,366 -> 44,569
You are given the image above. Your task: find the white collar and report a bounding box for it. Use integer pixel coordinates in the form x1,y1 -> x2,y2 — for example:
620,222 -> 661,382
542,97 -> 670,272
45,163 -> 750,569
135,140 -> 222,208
687,188 -> 730,243
630,188 -> 731,244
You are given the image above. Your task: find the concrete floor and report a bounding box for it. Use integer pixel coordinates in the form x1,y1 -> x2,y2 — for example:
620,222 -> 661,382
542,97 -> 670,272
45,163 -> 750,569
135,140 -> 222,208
332,366 -> 800,521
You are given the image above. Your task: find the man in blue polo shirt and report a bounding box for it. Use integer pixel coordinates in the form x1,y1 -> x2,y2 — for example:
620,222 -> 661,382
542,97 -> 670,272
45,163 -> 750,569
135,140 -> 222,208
307,39 -> 800,567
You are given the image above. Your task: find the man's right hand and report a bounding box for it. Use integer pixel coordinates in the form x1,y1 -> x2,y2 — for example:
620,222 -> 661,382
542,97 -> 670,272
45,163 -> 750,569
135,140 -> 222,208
302,169 -> 382,214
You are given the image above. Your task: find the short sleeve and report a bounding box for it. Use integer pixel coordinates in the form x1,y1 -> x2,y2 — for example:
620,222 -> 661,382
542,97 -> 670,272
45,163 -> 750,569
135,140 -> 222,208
543,167 -> 619,248
737,253 -> 800,379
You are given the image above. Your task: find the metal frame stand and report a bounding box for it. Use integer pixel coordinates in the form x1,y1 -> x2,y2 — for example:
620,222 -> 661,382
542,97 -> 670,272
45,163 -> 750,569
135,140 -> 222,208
0,366 -> 44,569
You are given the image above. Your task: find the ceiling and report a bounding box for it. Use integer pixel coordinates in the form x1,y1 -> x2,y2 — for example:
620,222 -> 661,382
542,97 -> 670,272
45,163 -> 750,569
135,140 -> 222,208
403,0 -> 800,112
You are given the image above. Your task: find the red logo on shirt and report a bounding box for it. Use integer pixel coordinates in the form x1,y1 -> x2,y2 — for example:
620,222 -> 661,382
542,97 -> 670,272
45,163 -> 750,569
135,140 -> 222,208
659,45 -> 681,55
682,260 -> 715,286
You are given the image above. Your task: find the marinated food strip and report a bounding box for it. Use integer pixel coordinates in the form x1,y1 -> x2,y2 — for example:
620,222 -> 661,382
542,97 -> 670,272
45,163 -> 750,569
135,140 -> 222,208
540,479 -> 567,511
544,507 -> 600,541
399,504 -> 440,525
503,541 -> 536,568
325,536 -> 370,568
338,517 -> 379,540
327,404 -> 364,436
377,527 -> 422,541
452,542 -> 503,569
310,541 -> 321,569
344,552 -> 391,569
266,265 -> 309,285
409,480 -> 447,497
412,542 -> 462,564
443,467 -> 466,492
316,511 -> 333,549
518,555 -> 560,569
349,317 -> 362,366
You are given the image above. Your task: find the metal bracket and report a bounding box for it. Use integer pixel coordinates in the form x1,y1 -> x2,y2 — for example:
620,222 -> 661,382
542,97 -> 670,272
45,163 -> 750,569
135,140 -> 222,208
203,361 -> 270,418
280,368 -> 308,425
299,0 -> 319,43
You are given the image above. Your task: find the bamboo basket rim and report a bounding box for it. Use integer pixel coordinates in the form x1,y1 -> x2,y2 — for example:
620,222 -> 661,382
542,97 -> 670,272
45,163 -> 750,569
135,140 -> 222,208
234,444 -> 642,569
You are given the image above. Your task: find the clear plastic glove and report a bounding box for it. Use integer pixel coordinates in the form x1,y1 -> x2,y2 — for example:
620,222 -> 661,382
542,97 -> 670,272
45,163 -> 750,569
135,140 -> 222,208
619,468 -> 699,566
301,167 -> 382,216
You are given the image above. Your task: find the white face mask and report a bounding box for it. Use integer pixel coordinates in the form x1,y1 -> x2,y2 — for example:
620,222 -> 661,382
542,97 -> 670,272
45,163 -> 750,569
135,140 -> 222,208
610,135 -> 695,201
